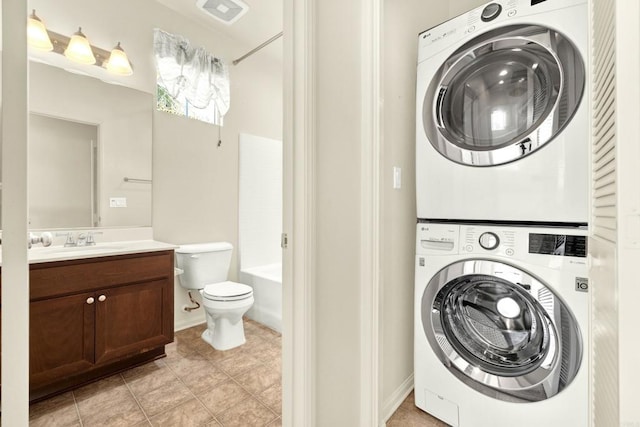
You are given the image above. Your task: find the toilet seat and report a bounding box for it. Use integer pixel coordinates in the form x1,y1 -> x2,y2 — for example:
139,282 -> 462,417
203,281 -> 253,302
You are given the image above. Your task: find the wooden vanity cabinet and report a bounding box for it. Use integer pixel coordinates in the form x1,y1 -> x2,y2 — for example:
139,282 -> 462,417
1,250 -> 174,402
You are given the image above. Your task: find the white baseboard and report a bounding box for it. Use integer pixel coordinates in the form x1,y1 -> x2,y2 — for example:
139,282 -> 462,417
380,373 -> 414,426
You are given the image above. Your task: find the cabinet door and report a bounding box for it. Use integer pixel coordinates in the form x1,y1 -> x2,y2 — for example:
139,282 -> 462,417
94,279 -> 172,365
30,292 -> 95,388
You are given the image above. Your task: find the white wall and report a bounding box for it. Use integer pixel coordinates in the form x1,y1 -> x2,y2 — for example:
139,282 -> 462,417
238,133 -> 283,270
380,0 -> 450,418
449,0 -> 487,18
312,0 -> 364,423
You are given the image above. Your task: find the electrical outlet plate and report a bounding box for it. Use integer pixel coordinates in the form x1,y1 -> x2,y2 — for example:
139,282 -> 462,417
109,197 -> 127,208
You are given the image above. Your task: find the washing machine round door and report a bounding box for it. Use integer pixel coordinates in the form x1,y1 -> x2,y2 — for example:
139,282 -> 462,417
421,259 -> 582,402
422,24 -> 585,166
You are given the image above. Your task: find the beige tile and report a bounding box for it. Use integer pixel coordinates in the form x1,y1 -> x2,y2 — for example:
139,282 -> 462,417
29,392 -> 75,417
78,388 -> 146,427
175,325 -> 205,341
198,341 -> 245,364
165,351 -> 209,377
267,418 -> 282,427
386,407 -> 448,427
199,379 -> 251,415
266,357 -> 282,376
241,336 -> 273,356
243,325 -> 267,341
257,382 -> 282,415
165,339 -> 199,361
148,398 -> 213,426
206,419 -> 223,426
29,394 -> 80,427
136,379 -> 193,417
188,334 -> 224,355
400,391 -> 416,411
179,362 -> 230,395
126,364 -> 178,397
217,351 -> 263,377
235,363 -> 281,395
217,397 -> 277,427
121,359 -> 166,380
73,374 -> 128,404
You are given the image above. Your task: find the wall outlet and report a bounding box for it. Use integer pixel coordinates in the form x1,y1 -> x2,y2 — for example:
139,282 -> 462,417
109,197 -> 127,208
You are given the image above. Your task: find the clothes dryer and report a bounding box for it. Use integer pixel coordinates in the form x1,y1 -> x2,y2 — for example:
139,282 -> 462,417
414,222 -> 588,426
416,0 -> 588,223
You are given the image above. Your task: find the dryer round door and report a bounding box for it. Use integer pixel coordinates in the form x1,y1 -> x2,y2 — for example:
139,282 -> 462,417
422,24 -> 585,166
421,259 -> 582,402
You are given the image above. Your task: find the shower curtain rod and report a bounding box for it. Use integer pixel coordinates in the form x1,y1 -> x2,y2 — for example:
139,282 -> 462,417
232,31 -> 283,66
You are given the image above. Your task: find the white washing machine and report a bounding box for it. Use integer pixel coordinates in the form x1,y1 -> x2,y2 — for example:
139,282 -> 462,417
416,0 -> 589,224
414,222 -> 589,427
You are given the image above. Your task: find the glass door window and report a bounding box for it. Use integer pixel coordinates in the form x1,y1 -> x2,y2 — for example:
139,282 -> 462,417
421,259 -> 582,401
423,25 -> 585,166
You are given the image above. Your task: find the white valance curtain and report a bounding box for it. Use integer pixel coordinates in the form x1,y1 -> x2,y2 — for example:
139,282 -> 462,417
154,29 -> 230,125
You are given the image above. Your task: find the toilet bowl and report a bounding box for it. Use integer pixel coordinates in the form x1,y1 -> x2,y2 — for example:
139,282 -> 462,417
174,242 -> 254,351
200,281 -> 254,350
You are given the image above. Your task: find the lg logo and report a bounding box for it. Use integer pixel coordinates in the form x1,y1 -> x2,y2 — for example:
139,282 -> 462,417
575,277 -> 589,293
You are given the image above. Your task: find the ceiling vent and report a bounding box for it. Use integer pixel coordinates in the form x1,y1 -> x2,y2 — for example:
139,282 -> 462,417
196,0 -> 249,25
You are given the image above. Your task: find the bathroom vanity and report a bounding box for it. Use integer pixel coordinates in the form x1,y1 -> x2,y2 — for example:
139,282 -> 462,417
0,242 -> 175,402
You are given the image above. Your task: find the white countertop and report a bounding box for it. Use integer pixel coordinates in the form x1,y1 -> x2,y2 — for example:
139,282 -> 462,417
0,240 -> 178,265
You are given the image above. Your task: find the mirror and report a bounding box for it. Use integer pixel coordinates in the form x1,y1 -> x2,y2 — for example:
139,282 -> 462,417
29,113 -> 98,228
23,61 -> 153,229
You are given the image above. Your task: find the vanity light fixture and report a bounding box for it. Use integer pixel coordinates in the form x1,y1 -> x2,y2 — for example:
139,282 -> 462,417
26,12 -> 134,76
105,42 -> 134,76
27,10 -> 53,51
64,27 -> 96,64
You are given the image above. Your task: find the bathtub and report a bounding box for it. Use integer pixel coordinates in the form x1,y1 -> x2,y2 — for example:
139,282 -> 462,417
240,263 -> 282,332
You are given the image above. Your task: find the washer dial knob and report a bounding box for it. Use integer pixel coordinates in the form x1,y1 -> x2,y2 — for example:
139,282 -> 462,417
479,232 -> 500,250
481,3 -> 502,21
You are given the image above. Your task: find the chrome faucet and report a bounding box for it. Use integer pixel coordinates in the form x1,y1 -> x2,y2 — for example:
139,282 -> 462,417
86,231 -> 103,246
56,232 -> 76,247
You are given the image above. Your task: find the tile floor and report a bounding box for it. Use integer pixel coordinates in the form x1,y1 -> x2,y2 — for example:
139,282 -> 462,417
26,318 -> 443,426
386,391 -> 449,426
27,318 -> 282,427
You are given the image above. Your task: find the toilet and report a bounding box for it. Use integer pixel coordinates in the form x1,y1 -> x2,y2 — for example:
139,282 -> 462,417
175,242 -> 254,351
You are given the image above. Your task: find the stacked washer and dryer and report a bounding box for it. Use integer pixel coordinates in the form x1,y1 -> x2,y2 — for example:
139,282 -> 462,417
414,1 -> 590,426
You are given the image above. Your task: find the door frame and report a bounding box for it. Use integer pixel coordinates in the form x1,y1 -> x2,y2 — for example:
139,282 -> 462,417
282,0 -> 317,425
282,0 -> 383,424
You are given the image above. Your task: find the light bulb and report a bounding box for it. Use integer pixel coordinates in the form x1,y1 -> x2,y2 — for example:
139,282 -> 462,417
27,10 -> 53,51
64,27 -> 96,65
105,42 -> 133,76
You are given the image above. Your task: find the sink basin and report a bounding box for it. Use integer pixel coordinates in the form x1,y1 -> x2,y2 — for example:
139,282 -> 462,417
33,244 -> 126,255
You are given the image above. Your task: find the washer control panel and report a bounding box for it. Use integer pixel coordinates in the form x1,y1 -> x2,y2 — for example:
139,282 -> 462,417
463,226 -> 516,256
479,232 -> 500,250
417,223 -> 588,262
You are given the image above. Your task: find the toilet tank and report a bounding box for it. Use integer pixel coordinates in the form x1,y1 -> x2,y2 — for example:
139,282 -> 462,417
175,242 -> 233,290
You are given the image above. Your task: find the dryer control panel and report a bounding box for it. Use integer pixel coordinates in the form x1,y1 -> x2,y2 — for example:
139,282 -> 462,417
417,0 -> 587,63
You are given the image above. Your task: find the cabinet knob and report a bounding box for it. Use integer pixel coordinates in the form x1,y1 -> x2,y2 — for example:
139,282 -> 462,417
86,297 -> 95,304
98,295 -> 107,302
